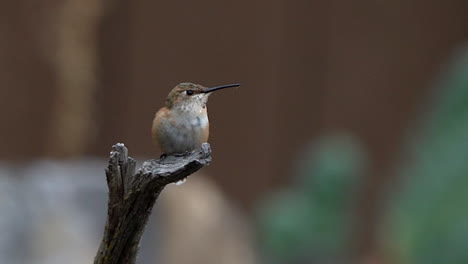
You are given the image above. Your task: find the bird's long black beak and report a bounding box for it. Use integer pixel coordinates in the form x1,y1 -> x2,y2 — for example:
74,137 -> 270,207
202,83 -> 241,93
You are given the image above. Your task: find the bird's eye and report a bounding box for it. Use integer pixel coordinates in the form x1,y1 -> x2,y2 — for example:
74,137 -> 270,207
186,90 -> 194,95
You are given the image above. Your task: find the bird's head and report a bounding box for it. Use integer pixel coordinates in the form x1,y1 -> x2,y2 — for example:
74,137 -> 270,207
165,82 -> 241,111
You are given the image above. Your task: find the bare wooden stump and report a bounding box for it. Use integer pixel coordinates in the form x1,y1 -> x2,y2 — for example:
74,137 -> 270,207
94,143 -> 212,264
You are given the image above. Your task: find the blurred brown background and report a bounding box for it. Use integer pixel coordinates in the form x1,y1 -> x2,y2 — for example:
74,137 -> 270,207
2,0 -> 468,262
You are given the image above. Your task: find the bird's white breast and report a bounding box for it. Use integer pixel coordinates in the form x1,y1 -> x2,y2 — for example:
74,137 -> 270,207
190,115 -> 209,128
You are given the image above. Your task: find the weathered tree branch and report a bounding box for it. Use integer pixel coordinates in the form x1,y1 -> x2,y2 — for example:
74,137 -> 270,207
94,143 -> 212,264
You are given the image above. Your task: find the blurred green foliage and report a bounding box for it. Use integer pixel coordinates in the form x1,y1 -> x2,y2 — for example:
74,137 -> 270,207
258,47 -> 468,264
258,135 -> 366,263
384,47 -> 468,264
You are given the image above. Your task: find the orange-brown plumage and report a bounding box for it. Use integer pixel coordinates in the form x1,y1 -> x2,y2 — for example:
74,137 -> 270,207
151,106 -> 171,152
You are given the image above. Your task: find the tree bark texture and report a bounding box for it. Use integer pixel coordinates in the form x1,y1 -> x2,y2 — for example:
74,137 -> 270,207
94,143 -> 212,264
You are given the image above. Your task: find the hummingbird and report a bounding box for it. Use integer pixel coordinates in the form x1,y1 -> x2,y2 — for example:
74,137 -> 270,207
152,82 -> 241,156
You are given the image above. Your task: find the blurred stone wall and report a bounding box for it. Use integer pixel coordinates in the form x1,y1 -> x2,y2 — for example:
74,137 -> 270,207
0,161 -> 256,264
